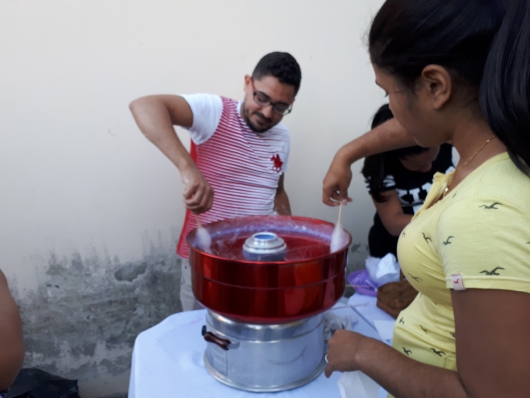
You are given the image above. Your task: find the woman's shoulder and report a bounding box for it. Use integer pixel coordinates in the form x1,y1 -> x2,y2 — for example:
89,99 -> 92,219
446,154 -> 530,215
474,154 -> 530,207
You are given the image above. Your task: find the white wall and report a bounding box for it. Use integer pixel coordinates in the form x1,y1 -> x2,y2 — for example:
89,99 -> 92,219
0,0 -> 386,396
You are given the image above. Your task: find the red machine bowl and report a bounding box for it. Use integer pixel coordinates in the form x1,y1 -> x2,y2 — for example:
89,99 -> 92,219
187,215 -> 351,324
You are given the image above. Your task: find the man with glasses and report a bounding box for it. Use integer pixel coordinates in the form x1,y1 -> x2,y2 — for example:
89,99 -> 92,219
129,52 -> 302,311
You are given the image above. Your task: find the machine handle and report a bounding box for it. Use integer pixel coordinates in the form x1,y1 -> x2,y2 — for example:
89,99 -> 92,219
202,325 -> 239,350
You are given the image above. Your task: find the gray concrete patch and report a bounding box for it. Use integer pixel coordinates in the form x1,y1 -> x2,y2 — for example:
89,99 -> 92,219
13,236 -> 182,398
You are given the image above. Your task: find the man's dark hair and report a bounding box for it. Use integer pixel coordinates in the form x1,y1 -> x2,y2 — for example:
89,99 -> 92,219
252,52 -> 302,95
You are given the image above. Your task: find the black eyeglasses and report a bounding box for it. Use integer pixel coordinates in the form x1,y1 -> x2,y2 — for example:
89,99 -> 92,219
251,79 -> 293,116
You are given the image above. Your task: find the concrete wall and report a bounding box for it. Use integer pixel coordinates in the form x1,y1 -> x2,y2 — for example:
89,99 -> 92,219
0,0 -> 385,396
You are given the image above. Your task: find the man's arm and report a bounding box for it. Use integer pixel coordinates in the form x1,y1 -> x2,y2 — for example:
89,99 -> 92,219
322,118 -> 415,206
0,270 -> 24,390
129,95 -> 214,214
274,174 -> 291,215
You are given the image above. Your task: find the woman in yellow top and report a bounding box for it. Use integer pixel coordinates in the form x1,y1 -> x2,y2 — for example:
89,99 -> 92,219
323,0 -> 530,397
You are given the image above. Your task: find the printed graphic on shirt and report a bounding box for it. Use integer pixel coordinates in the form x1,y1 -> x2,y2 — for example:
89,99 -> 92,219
479,202 -> 503,210
430,348 -> 446,357
396,181 -> 432,209
270,154 -> 284,173
442,236 -> 454,245
365,144 -> 454,215
480,267 -> 504,276
366,144 -> 454,258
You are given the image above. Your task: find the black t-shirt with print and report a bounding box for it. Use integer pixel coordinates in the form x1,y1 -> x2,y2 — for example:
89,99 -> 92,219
365,144 -> 454,258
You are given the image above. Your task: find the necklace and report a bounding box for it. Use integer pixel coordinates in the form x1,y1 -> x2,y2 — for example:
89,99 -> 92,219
443,135 -> 496,198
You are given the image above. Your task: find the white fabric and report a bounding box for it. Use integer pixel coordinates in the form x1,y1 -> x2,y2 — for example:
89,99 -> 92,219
179,258 -> 203,311
373,320 -> 395,342
338,371 -> 380,398
323,310 -> 358,341
347,294 -> 395,398
347,294 -> 395,340
181,93 -> 223,145
129,300 -> 386,398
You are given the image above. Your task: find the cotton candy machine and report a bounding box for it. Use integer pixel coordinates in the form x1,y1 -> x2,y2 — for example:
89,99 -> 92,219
186,215 -> 351,392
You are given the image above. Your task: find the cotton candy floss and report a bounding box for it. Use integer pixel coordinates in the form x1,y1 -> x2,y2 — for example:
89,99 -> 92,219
330,223 -> 349,253
195,215 -> 212,253
330,203 -> 349,253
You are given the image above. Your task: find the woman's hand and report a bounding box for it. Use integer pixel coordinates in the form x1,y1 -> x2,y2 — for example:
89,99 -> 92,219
322,119 -> 413,207
324,329 -> 368,377
322,150 -> 354,207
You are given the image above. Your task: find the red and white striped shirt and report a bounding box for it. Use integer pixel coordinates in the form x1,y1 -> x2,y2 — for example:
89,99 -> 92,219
176,95 -> 290,258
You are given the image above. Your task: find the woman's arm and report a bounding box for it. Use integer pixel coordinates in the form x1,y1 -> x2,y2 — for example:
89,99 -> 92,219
451,288 -> 530,397
325,331 -> 467,398
0,270 -> 24,390
322,118 -> 414,206
372,190 -> 412,236
325,289 -> 530,397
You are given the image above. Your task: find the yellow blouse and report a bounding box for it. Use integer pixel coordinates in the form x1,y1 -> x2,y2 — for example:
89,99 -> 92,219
393,152 -> 530,371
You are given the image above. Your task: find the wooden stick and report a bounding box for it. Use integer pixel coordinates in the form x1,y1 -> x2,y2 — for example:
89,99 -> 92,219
346,284 -> 376,290
337,203 -> 343,227
195,214 -> 202,228
330,302 -> 369,310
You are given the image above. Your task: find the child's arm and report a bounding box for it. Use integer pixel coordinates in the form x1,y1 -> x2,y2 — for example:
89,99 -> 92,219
372,190 -> 412,236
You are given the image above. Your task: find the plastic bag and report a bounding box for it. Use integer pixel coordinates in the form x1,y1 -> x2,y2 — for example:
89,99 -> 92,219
3,369 -> 79,398
338,371 -> 380,398
365,253 -> 400,287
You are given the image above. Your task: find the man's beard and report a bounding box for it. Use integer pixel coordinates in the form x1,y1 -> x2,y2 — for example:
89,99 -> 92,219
242,105 -> 274,133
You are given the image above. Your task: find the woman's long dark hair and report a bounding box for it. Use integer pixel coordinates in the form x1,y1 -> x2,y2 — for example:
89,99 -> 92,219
362,104 -> 428,202
369,0 -> 530,175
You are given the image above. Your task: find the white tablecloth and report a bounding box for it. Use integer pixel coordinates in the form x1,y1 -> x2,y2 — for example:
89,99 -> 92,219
129,294 -> 394,398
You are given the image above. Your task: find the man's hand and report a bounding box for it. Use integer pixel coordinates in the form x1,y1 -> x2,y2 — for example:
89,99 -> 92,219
181,165 -> 214,214
322,150 -> 353,207
324,329 -> 367,377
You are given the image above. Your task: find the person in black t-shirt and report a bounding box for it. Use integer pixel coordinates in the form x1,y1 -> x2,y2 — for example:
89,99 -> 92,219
361,104 -> 454,258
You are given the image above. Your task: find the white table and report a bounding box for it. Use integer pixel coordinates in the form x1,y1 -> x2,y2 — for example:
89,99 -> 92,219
129,294 -> 394,398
